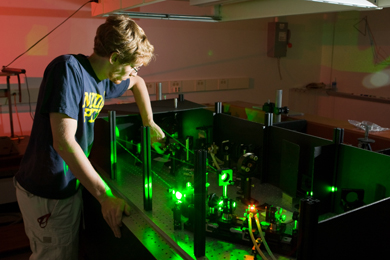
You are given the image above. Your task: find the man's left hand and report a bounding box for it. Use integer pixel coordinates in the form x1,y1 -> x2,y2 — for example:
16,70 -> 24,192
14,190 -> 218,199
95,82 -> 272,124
148,122 -> 166,154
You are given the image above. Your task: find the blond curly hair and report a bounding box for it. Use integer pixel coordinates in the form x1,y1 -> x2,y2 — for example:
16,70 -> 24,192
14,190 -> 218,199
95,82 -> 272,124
94,15 -> 154,66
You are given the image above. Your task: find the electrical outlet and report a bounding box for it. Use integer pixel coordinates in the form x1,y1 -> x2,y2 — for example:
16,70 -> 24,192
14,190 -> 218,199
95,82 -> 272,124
145,82 -> 156,94
196,80 -> 206,91
218,79 -> 228,90
170,81 -> 182,93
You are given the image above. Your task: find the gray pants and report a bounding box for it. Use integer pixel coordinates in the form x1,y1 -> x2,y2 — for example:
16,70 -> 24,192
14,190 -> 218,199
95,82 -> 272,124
14,178 -> 82,260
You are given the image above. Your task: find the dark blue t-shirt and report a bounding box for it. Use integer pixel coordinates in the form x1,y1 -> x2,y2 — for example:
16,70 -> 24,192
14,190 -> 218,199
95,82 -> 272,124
15,54 -> 129,199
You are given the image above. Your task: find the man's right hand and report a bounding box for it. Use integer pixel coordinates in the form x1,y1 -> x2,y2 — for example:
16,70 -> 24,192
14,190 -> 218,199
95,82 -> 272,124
100,195 -> 131,238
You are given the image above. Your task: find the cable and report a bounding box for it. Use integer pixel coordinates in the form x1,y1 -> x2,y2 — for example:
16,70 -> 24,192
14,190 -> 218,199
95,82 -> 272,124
353,16 -> 390,65
255,213 -> 277,260
277,57 -> 282,80
248,213 -> 269,260
210,153 -> 221,170
4,0 -> 93,68
24,73 -> 34,120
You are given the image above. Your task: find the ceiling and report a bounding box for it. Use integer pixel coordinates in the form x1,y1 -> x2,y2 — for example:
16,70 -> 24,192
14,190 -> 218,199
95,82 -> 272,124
90,0 -> 390,22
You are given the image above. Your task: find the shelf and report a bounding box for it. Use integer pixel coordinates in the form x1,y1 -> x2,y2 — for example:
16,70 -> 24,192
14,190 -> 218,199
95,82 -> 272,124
326,90 -> 390,105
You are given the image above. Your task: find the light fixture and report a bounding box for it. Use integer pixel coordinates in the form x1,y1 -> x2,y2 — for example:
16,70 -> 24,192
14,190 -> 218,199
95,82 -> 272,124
306,0 -> 382,9
105,11 -> 221,22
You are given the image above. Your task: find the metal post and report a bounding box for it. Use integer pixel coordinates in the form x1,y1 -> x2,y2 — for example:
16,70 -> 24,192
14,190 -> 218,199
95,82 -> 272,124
108,111 -> 116,180
297,197 -> 319,260
142,126 -> 152,211
265,112 -> 273,127
156,83 -> 162,100
275,89 -> 283,123
215,102 -> 222,114
331,128 -> 344,211
194,150 -> 207,258
333,128 -> 344,145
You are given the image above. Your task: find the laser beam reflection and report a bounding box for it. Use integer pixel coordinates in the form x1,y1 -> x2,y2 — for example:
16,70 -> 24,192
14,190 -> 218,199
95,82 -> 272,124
116,136 -> 218,173
161,128 -> 194,155
116,138 -> 192,167
160,129 -> 218,171
116,140 -> 172,189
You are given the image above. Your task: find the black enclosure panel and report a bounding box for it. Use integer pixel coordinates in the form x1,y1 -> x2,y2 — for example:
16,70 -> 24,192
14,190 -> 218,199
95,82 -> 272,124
280,140 -> 300,198
312,144 -> 337,215
267,126 -> 333,196
213,113 -> 264,178
274,119 -> 307,133
334,144 -> 390,213
315,197 -> 390,260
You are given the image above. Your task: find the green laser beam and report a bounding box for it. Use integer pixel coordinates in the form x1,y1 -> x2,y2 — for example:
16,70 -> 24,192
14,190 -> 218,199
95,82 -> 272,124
161,128 -> 195,155
116,140 -> 172,189
117,133 -> 217,175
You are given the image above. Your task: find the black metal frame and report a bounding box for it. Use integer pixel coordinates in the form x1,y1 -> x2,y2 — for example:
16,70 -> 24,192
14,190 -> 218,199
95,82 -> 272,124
141,126 -> 152,211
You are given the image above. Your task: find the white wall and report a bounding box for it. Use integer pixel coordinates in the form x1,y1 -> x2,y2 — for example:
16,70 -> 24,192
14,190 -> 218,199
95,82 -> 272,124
296,9 -> 390,128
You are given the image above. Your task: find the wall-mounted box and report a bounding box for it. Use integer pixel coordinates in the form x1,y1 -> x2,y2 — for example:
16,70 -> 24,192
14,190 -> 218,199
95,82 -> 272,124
267,22 -> 288,58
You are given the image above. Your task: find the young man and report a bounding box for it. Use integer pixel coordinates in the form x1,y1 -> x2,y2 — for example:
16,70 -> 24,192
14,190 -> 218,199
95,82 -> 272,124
14,15 -> 164,259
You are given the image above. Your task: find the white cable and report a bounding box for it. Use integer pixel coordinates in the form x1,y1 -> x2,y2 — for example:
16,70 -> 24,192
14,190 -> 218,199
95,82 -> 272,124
255,214 -> 277,260
248,214 -> 269,260
210,153 -> 221,170
215,155 -> 224,164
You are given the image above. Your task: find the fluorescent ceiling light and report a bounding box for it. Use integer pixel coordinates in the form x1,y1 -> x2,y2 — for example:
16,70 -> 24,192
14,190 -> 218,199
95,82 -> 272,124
307,0 -> 382,9
105,12 -> 221,22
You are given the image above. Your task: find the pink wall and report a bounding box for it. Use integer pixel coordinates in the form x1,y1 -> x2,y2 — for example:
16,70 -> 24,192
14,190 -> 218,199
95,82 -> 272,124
1,1 -> 390,136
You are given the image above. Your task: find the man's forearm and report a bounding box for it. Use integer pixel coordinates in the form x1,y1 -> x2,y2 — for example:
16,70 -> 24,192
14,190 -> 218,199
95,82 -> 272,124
131,77 -> 154,126
54,135 -> 111,202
